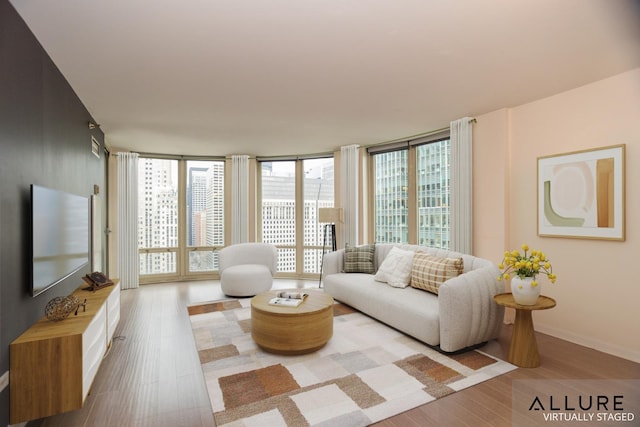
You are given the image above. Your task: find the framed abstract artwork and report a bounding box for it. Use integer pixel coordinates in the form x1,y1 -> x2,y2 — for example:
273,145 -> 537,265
537,144 -> 625,240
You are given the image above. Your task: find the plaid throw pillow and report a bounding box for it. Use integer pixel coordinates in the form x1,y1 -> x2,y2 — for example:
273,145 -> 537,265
410,252 -> 463,295
344,244 -> 376,274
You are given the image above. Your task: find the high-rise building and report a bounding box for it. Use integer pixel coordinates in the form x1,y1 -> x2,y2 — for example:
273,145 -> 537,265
205,163 -> 224,247
187,167 -> 208,246
373,149 -> 408,243
261,159 -> 335,274
136,157 -> 346,275
416,141 -> 451,249
138,158 -> 178,274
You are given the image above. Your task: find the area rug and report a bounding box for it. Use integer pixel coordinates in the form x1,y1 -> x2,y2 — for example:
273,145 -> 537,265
188,298 -> 516,427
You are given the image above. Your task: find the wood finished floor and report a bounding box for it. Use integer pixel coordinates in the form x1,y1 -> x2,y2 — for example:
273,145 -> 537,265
30,279 -> 639,427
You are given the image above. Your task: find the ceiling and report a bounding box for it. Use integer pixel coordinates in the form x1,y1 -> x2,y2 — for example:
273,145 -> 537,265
10,0 -> 640,157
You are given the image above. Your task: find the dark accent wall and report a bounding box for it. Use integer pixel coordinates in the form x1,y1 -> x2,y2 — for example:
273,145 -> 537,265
1,2 -> 106,425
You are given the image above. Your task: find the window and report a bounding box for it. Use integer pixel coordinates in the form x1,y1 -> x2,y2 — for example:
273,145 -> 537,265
138,158 -> 178,275
416,140 -> 451,249
259,157 -> 335,276
372,150 -> 408,243
186,160 -> 225,273
261,161 -> 296,273
303,158 -> 335,274
369,135 -> 451,249
138,157 -> 225,281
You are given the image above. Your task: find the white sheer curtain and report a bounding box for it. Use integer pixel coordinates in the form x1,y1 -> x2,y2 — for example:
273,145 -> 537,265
231,155 -> 249,244
450,118 -> 474,254
116,152 -> 139,290
340,144 -> 359,246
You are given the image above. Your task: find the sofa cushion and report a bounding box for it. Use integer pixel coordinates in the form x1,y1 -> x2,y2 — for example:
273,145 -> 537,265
344,244 -> 375,274
374,246 -> 415,288
410,252 -> 463,295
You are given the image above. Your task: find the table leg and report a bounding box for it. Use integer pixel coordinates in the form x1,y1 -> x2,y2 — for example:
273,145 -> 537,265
509,309 -> 540,368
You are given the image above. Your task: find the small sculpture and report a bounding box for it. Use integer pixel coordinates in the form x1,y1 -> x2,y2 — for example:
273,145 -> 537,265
45,295 -> 84,321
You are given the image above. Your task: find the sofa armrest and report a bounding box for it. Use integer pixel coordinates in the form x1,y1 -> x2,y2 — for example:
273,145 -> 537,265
437,264 -> 504,352
321,249 -> 345,277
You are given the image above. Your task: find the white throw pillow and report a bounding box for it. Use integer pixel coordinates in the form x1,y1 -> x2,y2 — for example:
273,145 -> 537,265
374,247 -> 415,288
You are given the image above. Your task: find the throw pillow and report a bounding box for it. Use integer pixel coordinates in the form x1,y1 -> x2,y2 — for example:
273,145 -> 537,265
344,244 -> 376,274
410,252 -> 464,295
374,247 -> 415,288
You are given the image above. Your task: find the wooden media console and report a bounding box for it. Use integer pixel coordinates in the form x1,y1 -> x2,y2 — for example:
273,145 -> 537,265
10,280 -> 120,424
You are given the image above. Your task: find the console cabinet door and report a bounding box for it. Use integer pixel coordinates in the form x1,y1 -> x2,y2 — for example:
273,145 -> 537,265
106,281 -> 121,343
83,304 -> 107,398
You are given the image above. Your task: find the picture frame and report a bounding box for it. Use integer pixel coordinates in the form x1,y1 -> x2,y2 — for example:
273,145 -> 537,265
537,144 -> 625,240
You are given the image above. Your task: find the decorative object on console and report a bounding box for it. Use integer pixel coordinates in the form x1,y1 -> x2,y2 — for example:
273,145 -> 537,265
45,295 -> 85,321
497,244 -> 557,306
82,271 -> 114,291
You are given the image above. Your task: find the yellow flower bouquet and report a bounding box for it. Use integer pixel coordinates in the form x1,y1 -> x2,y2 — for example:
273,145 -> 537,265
497,244 -> 557,288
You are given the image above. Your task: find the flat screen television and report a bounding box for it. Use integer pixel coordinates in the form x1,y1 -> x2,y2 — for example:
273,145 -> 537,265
31,185 -> 90,297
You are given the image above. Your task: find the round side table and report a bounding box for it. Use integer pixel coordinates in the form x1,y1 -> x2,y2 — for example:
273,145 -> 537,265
493,293 -> 556,368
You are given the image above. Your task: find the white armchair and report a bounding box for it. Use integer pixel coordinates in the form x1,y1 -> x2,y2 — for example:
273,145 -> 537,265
219,243 -> 278,297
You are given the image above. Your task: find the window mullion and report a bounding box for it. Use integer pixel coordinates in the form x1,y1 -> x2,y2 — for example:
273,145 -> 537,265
295,160 -> 304,276
408,147 -> 417,245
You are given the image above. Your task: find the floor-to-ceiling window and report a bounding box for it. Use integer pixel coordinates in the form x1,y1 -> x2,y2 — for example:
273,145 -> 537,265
369,134 -> 451,248
186,160 -> 225,274
259,156 -> 334,277
260,160 -> 297,273
138,157 -> 224,282
303,158 -> 335,274
138,158 -> 179,278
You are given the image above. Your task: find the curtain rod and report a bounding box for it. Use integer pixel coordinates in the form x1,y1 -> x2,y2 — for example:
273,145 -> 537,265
361,118 -> 476,149
111,151 -> 335,161
108,118 -> 477,158
119,152 -> 227,161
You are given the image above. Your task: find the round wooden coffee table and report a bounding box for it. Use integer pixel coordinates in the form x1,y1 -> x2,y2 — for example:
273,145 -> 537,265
251,289 -> 334,355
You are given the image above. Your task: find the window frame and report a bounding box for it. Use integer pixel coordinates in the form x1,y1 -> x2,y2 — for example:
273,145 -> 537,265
367,131 -> 451,247
137,155 -> 226,284
257,155 -> 335,278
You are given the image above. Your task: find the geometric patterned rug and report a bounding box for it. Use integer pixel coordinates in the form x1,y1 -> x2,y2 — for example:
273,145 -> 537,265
188,298 -> 516,427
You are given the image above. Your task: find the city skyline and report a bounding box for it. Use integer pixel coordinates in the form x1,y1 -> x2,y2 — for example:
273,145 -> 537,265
136,146 -> 450,277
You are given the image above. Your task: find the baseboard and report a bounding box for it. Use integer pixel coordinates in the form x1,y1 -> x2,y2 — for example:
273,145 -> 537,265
535,323 -> 640,364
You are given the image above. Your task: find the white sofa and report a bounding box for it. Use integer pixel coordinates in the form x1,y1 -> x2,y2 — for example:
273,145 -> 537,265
321,244 -> 504,352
